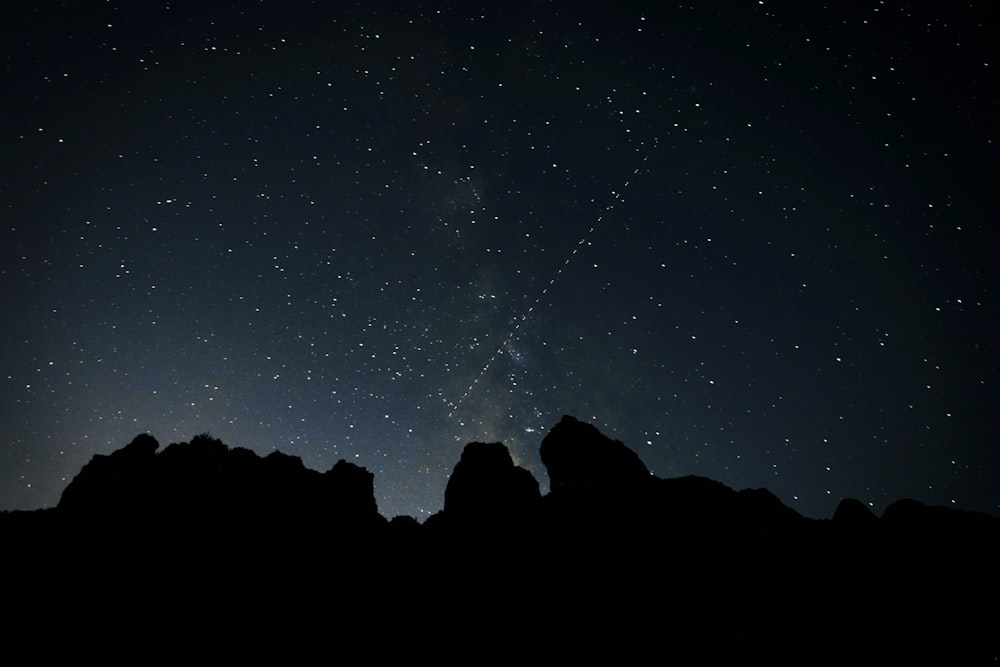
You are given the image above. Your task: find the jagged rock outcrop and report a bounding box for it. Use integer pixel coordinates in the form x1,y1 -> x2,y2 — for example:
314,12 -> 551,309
57,432 -> 382,532
441,441 -> 540,520
324,458 -> 379,520
58,432 -> 160,514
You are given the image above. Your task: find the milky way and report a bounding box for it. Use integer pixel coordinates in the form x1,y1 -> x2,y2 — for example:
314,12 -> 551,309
3,2 -> 997,519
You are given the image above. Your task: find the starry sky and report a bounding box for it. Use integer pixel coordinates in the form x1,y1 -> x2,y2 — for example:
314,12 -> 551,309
3,1 -> 998,520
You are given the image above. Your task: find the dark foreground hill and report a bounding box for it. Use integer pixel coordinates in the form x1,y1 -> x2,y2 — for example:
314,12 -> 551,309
2,415 -> 998,660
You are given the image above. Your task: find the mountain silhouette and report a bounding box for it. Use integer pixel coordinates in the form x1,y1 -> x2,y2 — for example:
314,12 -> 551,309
59,432 -> 381,527
1,415 -> 997,659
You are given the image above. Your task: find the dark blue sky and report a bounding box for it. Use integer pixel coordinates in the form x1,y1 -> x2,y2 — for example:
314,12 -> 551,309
3,1 -> 997,520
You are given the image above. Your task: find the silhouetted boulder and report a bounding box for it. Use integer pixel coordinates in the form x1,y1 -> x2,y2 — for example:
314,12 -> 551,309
540,415 -> 650,497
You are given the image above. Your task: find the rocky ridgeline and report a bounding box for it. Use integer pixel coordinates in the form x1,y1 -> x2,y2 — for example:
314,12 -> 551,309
1,415 -> 997,659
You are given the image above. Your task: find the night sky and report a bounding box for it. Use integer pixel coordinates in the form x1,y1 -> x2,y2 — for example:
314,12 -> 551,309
3,1 -> 998,521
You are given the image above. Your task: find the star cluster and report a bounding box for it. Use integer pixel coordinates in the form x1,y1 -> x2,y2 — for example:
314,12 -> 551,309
2,1 -> 997,519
